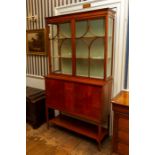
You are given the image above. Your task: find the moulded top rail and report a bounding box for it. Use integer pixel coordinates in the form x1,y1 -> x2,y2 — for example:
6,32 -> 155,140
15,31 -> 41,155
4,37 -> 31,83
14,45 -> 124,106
45,8 -> 115,24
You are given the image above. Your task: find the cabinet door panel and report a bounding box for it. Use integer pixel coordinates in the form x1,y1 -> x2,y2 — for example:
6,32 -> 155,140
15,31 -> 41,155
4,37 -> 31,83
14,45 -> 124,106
46,79 -> 65,110
64,82 -> 74,112
74,83 -> 101,121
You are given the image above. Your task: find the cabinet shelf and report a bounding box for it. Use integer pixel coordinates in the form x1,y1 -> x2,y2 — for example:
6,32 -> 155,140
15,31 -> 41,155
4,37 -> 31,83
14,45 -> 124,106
53,57 -> 111,59
50,36 -> 112,40
49,114 -> 108,141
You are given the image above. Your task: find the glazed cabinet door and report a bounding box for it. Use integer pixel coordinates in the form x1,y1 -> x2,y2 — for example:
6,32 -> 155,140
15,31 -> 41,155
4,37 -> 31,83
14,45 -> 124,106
48,21 -> 73,75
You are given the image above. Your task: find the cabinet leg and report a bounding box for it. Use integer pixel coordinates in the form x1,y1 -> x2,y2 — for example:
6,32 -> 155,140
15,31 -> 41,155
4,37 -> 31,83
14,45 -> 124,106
108,114 -> 110,136
97,125 -> 102,151
46,107 -> 49,129
97,141 -> 102,151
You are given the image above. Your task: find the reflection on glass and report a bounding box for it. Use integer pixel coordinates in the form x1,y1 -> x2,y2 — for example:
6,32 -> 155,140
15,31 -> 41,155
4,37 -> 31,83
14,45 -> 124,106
90,38 -> 104,58
52,58 -> 60,73
76,20 -> 87,38
52,24 -> 58,38
76,59 -> 88,77
86,19 -> 105,37
108,38 -> 112,59
90,59 -> 104,78
59,22 -> 71,38
61,58 -> 72,75
107,59 -> 111,77
108,18 -> 113,37
61,39 -> 72,58
50,39 -> 59,57
76,39 -> 88,58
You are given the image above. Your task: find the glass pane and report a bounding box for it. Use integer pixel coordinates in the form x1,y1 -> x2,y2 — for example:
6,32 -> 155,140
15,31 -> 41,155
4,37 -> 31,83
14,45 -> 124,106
107,18 -> 113,77
108,18 -> 113,37
76,59 -> 88,77
61,39 -> 72,58
86,18 -> 105,37
49,24 -> 58,39
52,57 -> 61,74
90,59 -> 104,79
76,20 -> 87,38
49,23 -> 72,74
76,39 -> 88,58
90,38 -> 104,58
59,22 -> 71,38
61,58 -> 72,75
107,59 -> 111,77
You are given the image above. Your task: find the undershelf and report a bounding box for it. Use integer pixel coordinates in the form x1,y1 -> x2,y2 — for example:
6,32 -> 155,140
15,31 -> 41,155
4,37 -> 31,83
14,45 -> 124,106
49,114 -> 108,142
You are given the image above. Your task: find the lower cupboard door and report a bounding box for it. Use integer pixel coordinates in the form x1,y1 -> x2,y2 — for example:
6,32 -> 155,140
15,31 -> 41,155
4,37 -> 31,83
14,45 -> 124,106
74,83 -> 101,121
46,79 -> 65,110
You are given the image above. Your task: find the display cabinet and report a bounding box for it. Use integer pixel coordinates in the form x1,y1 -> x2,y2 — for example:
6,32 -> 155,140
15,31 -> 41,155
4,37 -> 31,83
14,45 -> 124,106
45,8 -> 115,149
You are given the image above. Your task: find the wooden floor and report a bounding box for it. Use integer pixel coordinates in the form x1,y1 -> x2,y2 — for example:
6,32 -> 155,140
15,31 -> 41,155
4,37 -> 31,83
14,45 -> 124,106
26,123 -> 115,155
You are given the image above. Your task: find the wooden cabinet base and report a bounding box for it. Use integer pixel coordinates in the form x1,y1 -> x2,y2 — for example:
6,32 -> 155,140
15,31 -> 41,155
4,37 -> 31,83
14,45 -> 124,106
48,114 -> 108,150
45,75 -> 112,150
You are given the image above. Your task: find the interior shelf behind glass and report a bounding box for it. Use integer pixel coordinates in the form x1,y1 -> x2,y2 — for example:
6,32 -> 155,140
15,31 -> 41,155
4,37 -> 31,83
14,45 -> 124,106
76,59 -> 88,77
90,59 -> 104,79
61,58 -> 72,75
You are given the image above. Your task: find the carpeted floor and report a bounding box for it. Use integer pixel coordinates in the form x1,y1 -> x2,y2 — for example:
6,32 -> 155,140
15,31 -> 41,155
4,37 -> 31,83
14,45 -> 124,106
26,123 -> 115,155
